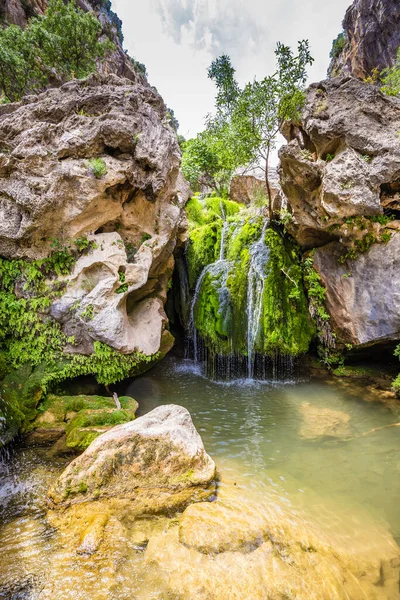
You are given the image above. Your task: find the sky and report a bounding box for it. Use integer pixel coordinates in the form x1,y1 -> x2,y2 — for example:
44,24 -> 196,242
112,0 -> 351,142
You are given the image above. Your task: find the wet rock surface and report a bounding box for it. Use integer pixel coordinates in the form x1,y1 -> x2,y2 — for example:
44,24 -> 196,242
48,404 -> 216,511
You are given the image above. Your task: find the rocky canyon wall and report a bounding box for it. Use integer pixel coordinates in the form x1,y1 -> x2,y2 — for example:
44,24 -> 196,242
328,0 -> 400,79
279,76 -> 400,349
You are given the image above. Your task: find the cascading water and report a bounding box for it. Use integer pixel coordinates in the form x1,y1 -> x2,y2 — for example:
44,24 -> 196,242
184,195 -> 312,380
188,200 -> 232,363
187,202 -> 272,379
246,222 -> 269,379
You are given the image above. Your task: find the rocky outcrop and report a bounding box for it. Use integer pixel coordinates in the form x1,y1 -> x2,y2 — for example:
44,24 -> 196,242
280,76 -> 400,248
328,0 -> 400,79
0,73 -> 188,358
25,393 -> 138,452
229,167 -> 281,209
48,404 -> 216,510
312,236 -> 400,346
279,76 -> 400,348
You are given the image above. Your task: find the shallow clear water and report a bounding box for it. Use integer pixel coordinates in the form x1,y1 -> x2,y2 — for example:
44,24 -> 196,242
125,357 -> 400,540
0,356 -> 399,598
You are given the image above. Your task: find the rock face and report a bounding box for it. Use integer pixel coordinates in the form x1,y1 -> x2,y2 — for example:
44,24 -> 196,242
279,76 -> 400,348
48,404 -> 216,511
280,77 -> 400,248
0,73 -> 188,356
328,0 -> 400,79
313,236 -> 400,346
229,167 -> 281,209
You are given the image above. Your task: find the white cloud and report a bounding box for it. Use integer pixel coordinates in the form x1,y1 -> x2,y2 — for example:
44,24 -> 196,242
111,0 -> 351,145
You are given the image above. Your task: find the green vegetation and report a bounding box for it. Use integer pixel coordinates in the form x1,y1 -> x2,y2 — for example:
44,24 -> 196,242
88,157 -> 107,178
186,199 -> 315,358
204,43 -> 313,218
329,32 -> 347,60
0,0 -> 114,102
182,42 -> 313,208
0,241 -> 159,444
381,48 -> 400,96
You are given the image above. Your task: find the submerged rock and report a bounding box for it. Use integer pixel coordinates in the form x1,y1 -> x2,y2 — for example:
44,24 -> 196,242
299,402 -> 351,439
145,494 -> 400,600
48,404 -> 216,512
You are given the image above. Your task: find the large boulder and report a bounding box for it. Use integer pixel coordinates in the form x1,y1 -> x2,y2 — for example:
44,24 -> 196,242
0,72 -> 189,362
47,404 -> 216,511
229,166 -> 281,209
312,235 -> 400,346
328,0 -> 400,79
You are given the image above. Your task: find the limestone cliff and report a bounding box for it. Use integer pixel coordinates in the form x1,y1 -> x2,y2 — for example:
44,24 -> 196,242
279,76 -> 400,349
0,72 -> 188,358
328,0 -> 400,79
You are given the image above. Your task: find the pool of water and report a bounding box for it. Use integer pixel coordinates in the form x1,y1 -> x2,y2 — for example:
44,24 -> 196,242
0,356 -> 399,598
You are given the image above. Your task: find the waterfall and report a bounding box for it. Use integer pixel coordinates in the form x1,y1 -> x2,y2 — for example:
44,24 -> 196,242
188,202 -> 231,362
246,222 -> 269,379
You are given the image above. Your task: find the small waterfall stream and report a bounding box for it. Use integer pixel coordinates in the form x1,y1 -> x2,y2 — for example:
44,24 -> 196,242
188,200 -> 232,364
246,222 -> 269,378
187,204 -> 272,379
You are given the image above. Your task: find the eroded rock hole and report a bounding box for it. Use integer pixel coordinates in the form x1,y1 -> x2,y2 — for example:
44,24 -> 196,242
380,180 -> 400,215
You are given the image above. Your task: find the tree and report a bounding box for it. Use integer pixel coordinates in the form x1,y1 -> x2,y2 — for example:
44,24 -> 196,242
181,125 -> 250,193
0,0 -> 114,102
207,41 -> 313,218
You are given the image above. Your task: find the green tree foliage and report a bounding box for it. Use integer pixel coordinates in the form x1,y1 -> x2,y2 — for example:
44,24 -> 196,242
329,32 -> 347,59
0,0 -> 114,102
181,127 -> 244,193
206,41 -> 313,217
381,48 -> 400,96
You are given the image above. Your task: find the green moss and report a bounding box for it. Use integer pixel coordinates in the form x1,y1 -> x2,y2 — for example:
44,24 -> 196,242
65,407 -> 135,449
204,197 -> 241,218
190,208 -> 315,358
187,221 -> 222,288
186,196 -> 207,228
258,229 -> 315,356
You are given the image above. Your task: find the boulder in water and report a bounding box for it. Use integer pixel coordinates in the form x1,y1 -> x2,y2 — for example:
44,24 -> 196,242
299,402 -> 351,439
47,404 -> 216,513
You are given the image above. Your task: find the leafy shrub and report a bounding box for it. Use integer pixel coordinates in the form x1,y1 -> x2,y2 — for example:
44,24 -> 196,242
0,0 -> 114,102
381,48 -> 400,96
87,158 -> 107,178
329,32 -> 347,60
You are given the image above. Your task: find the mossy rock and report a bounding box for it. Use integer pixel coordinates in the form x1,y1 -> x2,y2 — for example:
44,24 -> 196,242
0,363 -> 47,446
27,394 -> 138,450
191,217 -> 315,358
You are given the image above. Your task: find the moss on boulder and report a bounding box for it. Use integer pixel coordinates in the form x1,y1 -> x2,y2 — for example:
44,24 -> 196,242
26,394 -> 138,451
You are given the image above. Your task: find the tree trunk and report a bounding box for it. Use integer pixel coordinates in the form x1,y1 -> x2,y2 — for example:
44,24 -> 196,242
265,145 -> 273,221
